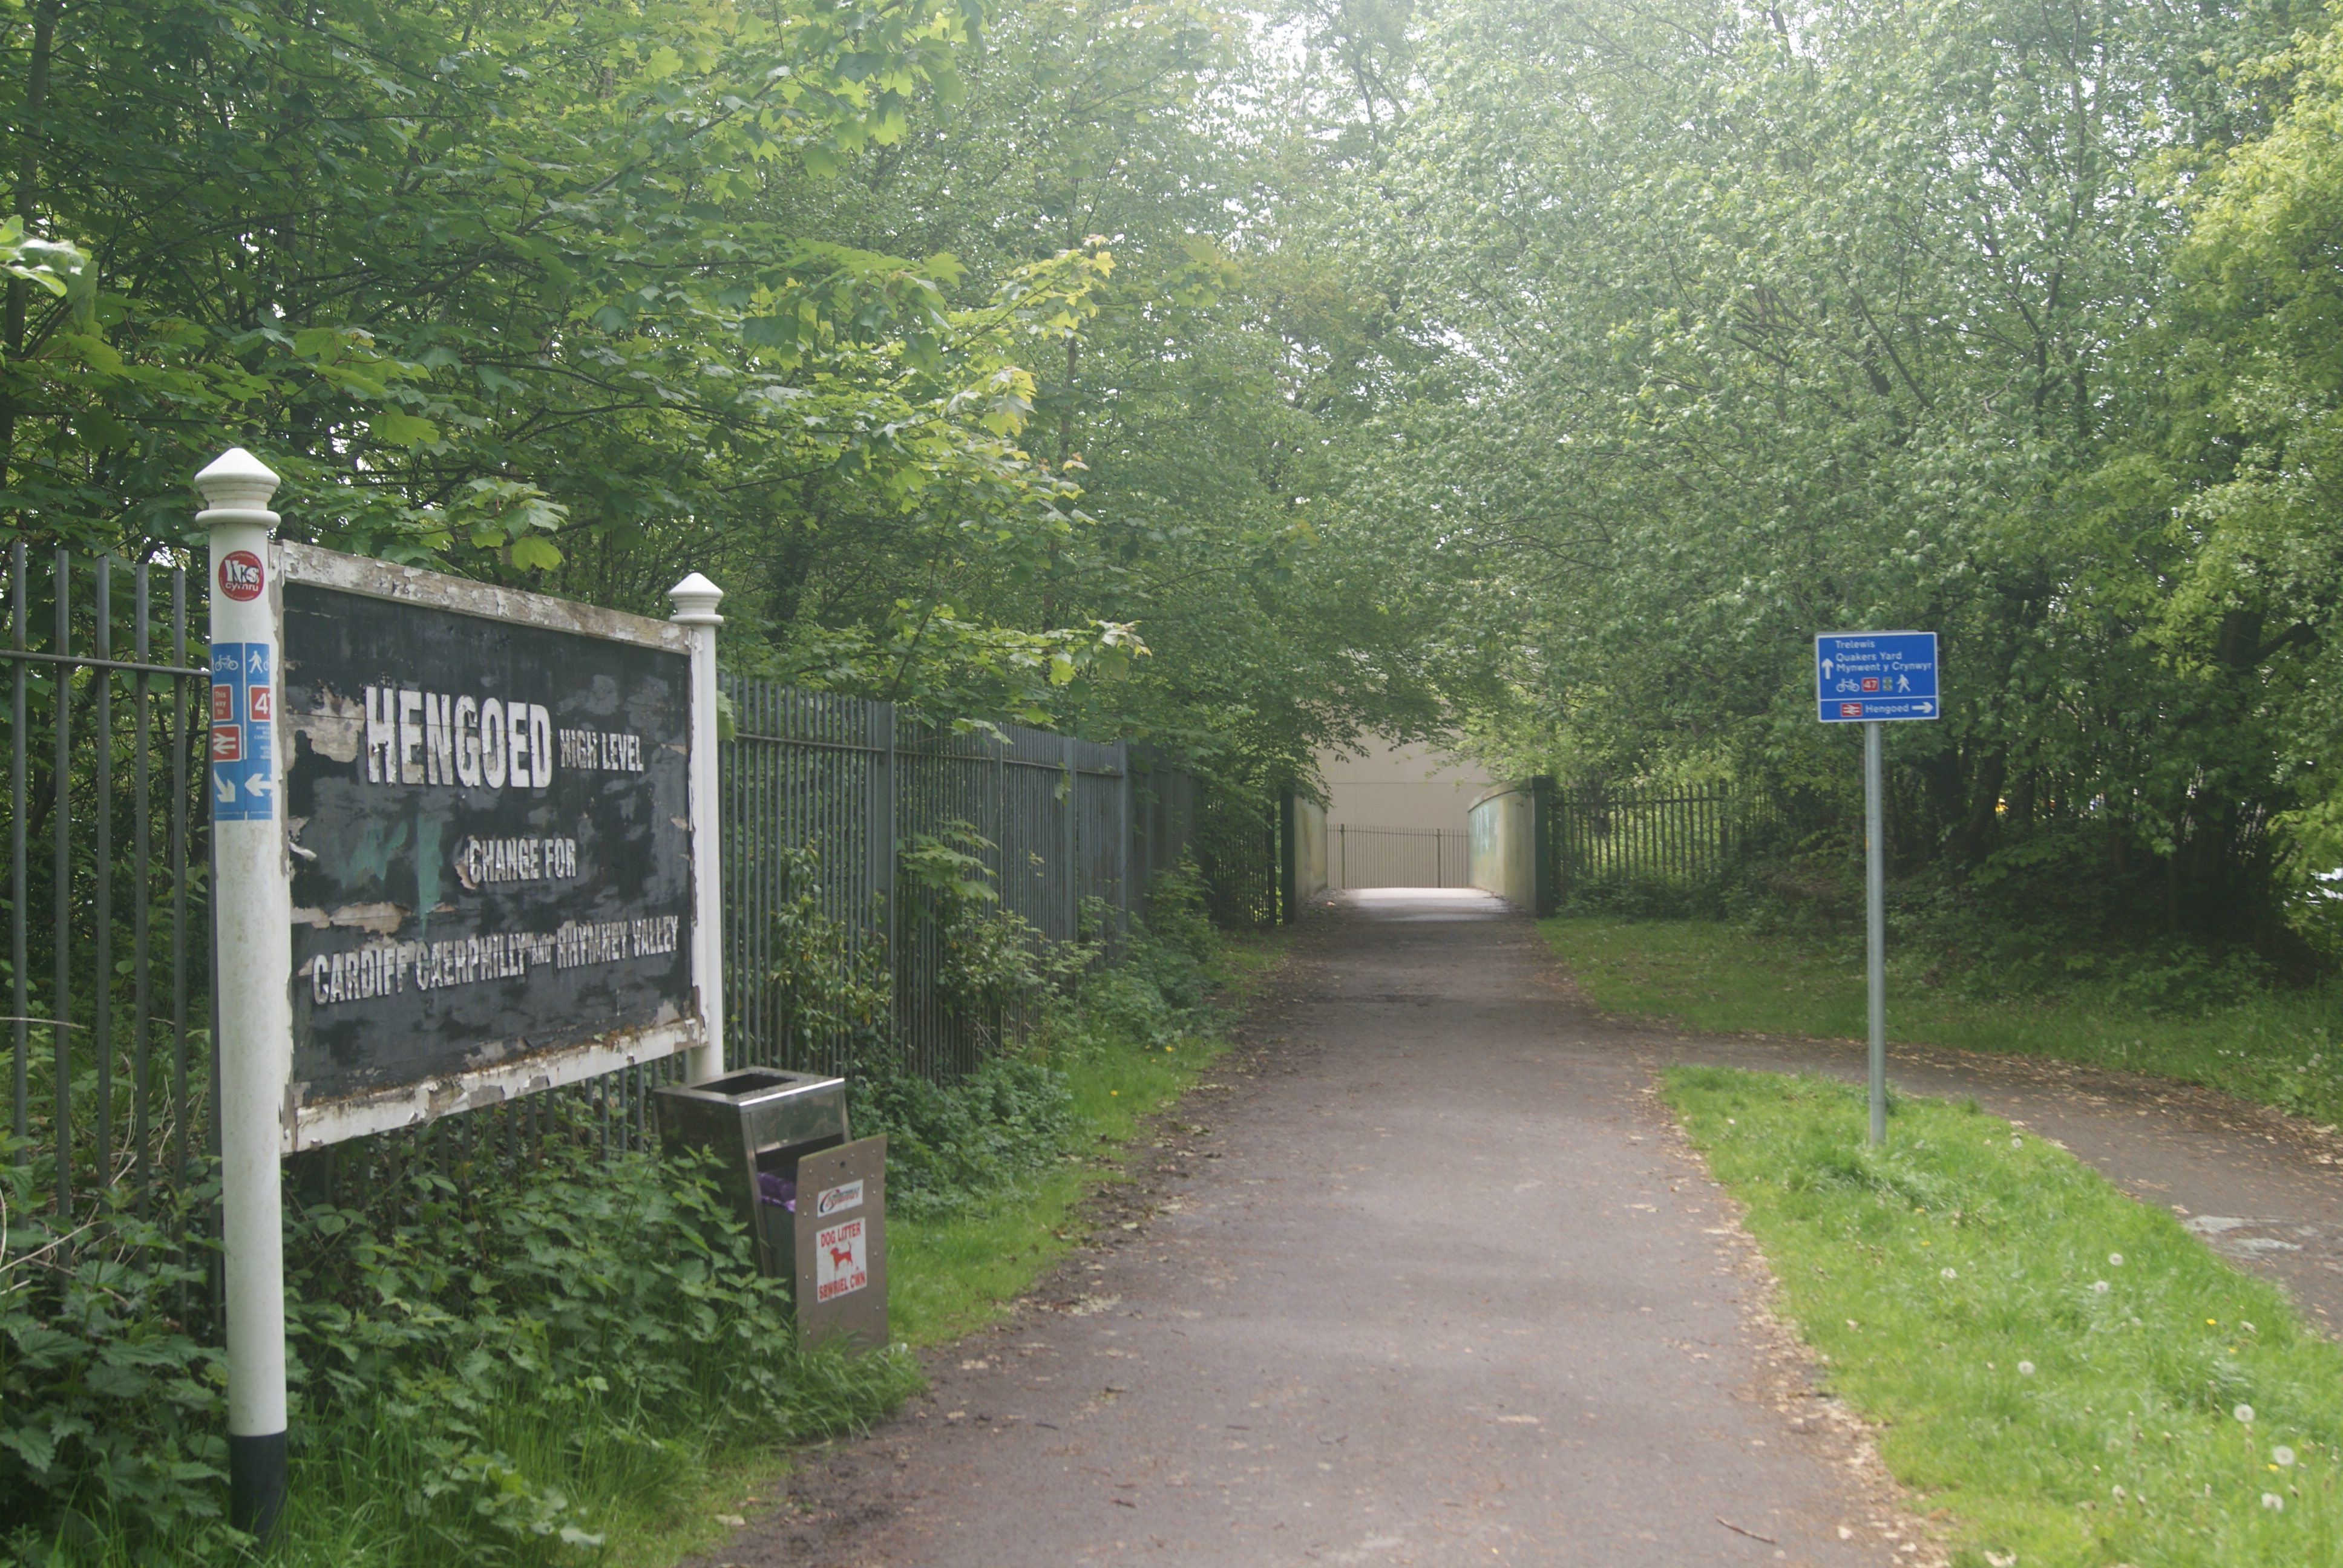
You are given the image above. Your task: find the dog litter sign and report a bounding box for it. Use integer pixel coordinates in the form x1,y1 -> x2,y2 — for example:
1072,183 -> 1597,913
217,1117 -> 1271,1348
815,1218 -> 868,1301
793,1138 -> 888,1351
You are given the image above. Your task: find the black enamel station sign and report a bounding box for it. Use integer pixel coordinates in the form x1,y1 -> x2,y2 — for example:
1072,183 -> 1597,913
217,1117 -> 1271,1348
283,583 -> 693,1102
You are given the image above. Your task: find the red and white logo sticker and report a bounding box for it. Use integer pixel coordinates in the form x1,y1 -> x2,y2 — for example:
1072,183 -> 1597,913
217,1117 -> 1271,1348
217,550 -> 264,602
814,1218 -> 868,1302
246,685 -> 271,723
815,1179 -> 864,1218
210,724 -> 243,762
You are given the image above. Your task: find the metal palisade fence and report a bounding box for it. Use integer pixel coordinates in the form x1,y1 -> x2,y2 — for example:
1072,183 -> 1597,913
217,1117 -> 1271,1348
1546,782 -> 1777,907
4,546 -> 1226,1242
719,675 -> 1198,1082
4,545 -> 210,1226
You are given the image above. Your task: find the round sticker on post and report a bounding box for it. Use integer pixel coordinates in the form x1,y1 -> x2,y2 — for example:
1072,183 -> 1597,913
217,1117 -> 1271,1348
218,550 -> 265,602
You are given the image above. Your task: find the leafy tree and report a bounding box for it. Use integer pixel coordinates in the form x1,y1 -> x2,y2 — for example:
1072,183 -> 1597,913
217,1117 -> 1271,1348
1288,0 -> 2342,952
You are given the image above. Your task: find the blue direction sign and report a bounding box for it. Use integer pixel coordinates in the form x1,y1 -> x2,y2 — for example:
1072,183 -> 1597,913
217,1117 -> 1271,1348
1817,632 -> 1939,723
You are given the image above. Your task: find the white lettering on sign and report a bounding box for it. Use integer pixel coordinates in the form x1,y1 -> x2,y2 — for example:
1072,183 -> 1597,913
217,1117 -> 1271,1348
454,836 -> 579,888
554,914 -> 680,969
814,1179 -> 864,1218
814,1218 -> 868,1302
362,686 -> 563,791
304,913 -> 684,1006
558,727 -> 646,773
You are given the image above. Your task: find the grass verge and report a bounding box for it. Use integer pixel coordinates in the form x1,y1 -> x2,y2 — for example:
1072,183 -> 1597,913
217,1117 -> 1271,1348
886,929 -> 1286,1347
1665,1066 -> 2343,1566
1546,916 -> 2343,1126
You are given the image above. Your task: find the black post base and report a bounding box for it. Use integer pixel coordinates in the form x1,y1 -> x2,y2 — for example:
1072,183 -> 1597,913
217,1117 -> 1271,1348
229,1429 -> 287,1540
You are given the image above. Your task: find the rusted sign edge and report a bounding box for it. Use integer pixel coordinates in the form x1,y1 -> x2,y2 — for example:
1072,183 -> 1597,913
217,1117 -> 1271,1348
277,542 -> 690,655
279,1014 -> 704,1153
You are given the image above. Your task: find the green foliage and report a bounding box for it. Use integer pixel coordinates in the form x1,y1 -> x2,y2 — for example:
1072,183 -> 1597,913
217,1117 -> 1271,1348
854,861 -> 1225,1219
2168,8 -> 2343,901
1,1140 -> 918,1565
0,1157 -> 228,1552
1667,1068 -> 2343,1566
1276,0 -> 2343,961
0,0 -> 1446,783
1544,915 -> 2343,1126
896,823 -> 1099,1049
0,220 -> 83,315
851,1057 -> 1078,1222
761,845 -> 895,1075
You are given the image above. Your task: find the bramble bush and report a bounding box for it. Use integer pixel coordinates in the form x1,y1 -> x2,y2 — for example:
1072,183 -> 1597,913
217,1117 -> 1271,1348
2,1141 -> 917,1566
0,1155 -> 229,1558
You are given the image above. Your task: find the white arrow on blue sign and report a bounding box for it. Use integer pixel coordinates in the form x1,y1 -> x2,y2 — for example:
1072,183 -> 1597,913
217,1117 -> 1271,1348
1817,631 -> 1939,722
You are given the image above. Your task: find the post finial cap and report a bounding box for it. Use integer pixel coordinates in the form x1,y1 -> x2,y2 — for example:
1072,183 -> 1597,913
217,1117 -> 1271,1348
194,448 -> 281,515
669,572 -> 724,626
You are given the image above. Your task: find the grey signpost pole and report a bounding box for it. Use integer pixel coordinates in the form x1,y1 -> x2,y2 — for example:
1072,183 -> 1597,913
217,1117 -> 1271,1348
197,448 -> 292,1538
670,573 -> 726,1085
1818,630 -> 1938,1151
1864,720 -> 1886,1147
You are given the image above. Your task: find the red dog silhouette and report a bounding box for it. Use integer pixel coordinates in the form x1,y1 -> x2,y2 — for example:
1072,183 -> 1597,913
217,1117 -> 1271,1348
828,1244 -> 857,1270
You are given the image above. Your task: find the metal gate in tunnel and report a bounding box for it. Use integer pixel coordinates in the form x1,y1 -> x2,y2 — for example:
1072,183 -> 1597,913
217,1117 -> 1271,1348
1331,824 -> 1470,890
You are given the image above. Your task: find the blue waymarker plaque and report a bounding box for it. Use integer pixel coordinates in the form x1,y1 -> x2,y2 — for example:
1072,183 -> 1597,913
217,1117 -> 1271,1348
1816,632 -> 1939,723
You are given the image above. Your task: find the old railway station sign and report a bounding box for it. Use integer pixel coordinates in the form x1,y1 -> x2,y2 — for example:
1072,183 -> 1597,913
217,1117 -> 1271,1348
271,543 -> 715,1147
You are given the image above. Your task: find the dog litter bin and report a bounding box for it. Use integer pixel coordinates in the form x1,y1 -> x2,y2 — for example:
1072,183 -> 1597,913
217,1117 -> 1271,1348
654,1069 -> 849,1276
654,1068 -> 890,1352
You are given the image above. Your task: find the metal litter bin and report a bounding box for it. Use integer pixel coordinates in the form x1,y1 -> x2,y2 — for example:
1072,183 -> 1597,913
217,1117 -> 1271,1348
654,1069 -> 850,1278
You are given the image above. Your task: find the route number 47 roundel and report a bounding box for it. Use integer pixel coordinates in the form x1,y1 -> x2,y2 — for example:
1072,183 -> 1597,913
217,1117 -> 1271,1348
218,550 -> 266,602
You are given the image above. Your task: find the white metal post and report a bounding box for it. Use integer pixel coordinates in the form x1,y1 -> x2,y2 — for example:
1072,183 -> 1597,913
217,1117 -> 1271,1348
1865,719 -> 1887,1146
669,573 -> 726,1083
197,448 -> 291,1538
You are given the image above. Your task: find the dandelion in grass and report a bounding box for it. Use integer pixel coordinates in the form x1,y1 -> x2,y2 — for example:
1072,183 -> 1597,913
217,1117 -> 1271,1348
2274,1446 -> 2296,1468
1941,1267 -> 1957,1280
2108,1252 -> 2123,1266
2262,1492 -> 2284,1511
2011,1136 -> 2022,1148
2017,1360 -> 2036,1376
2236,1404 -> 2255,1424
2092,1280 -> 2110,1294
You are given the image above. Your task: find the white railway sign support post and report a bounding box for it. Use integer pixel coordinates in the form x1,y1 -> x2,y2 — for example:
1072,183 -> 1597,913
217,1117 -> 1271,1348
197,445 -> 729,1537
668,572 -> 725,1083
198,447 -> 293,1539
